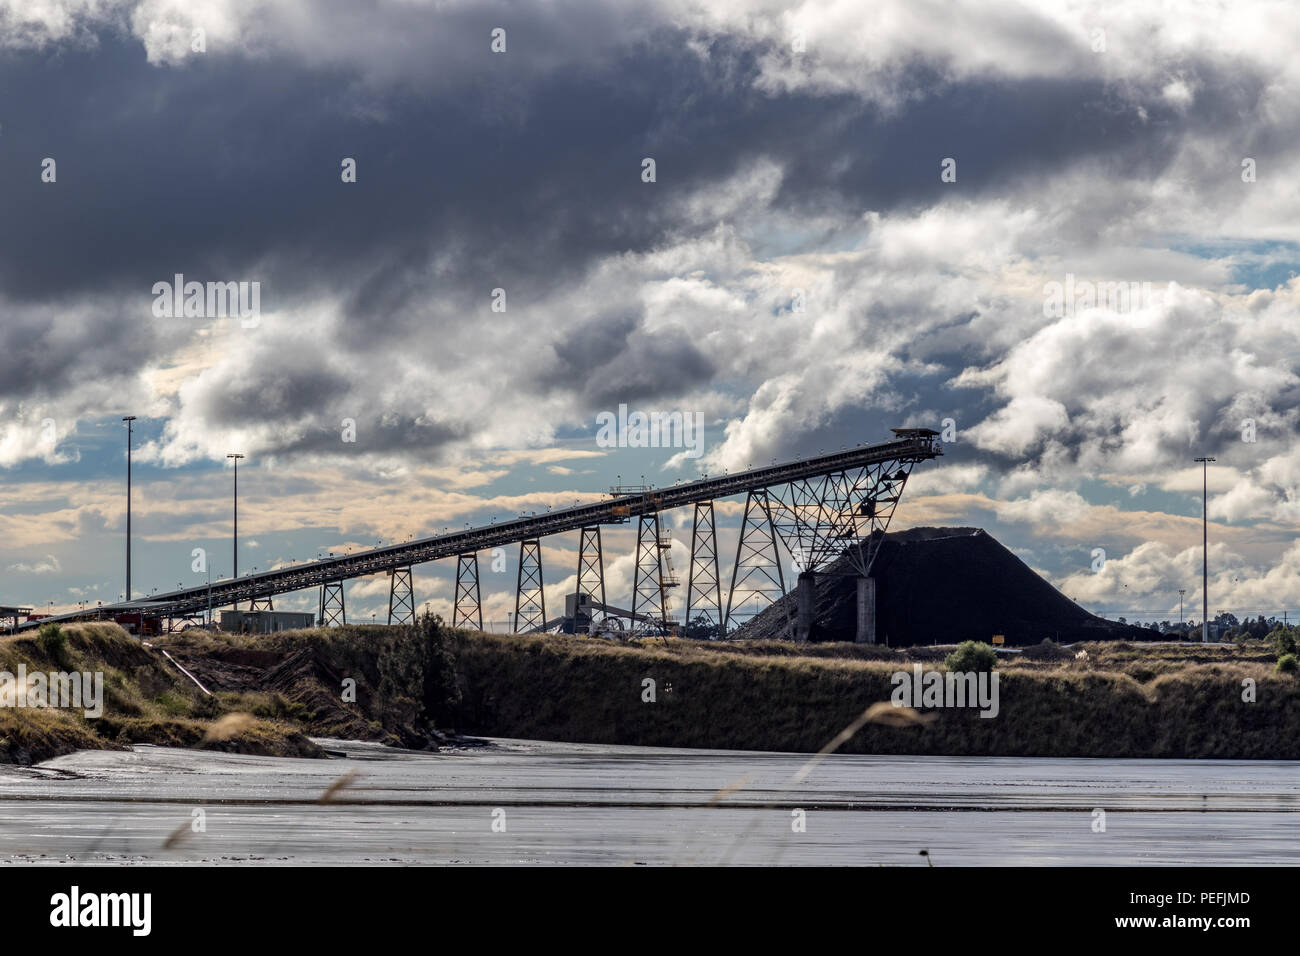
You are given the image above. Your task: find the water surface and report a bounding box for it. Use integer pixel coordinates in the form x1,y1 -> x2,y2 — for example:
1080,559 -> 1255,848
0,739 -> 1295,865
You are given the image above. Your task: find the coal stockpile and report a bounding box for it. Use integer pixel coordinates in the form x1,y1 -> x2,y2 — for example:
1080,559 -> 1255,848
738,527 -> 1154,646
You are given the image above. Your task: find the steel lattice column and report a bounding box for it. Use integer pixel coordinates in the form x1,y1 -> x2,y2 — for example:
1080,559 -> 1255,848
387,566 -> 415,625
453,554 -> 482,631
514,539 -> 546,632
576,526 -> 607,608
684,501 -> 722,639
724,489 -> 790,636
766,462 -> 916,577
659,527 -> 679,631
249,596 -> 274,611
319,580 -> 346,627
631,514 -> 666,633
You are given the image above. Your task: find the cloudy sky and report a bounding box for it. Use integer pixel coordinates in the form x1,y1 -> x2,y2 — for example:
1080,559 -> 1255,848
2,0 -> 1299,627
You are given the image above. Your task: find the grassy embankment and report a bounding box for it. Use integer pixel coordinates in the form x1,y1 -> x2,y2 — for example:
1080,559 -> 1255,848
4,619 -> 1297,762
2,615 -> 461,764
0,623 -> 322,764
448,631 -> 1299,758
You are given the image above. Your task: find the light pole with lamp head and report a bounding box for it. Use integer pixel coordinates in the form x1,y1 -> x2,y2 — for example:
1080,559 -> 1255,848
1194,456 -> 1215,643
227,453 -> 244,610
123,416 -> 137,602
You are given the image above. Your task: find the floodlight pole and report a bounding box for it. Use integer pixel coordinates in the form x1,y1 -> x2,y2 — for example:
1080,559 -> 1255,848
123,416 -> 137,603
227,453 -> 244,610
1195,457 -> 1215,643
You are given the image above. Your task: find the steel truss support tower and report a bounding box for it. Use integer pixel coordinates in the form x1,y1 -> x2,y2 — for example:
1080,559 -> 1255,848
725,489 -> 791,637
684,501 -> 723,639
766,462 -> 916,579
514,539 -> 546,632
319,580 -> 346,627
576,526 -> 607,608
453,554 -> 482,631
387,565 -> 415,625
631,514 -> 667,633
249,596 -> 274,611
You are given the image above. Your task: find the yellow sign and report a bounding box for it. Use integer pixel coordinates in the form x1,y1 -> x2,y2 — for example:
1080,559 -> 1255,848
992,634 -> 1005,645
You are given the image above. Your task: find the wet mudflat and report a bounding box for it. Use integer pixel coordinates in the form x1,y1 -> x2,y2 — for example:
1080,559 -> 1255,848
0,739 -> 1296,865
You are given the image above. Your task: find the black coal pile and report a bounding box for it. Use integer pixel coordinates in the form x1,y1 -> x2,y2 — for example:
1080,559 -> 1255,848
738,526 -> 1153,646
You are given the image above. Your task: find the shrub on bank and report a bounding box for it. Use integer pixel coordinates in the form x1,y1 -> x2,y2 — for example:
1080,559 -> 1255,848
37,623 -> 70,669
1277,653 -> 1298,675
376,611 -> 461,729
944,640 -> 998,673
1269,627 -> 1297,658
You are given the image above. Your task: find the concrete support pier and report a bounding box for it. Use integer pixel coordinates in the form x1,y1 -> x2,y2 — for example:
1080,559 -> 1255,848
795,572 -> 815,643
855,575 -> 877,644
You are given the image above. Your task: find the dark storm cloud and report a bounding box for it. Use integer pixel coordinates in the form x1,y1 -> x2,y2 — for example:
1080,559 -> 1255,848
197,363 -> 352,424
532,306 -> 716,408
163,351 -> 469,460
0,29 -> 1255,309
0,302 -> 165,401
535,307 -> 642,385
272,416 -> 469,458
